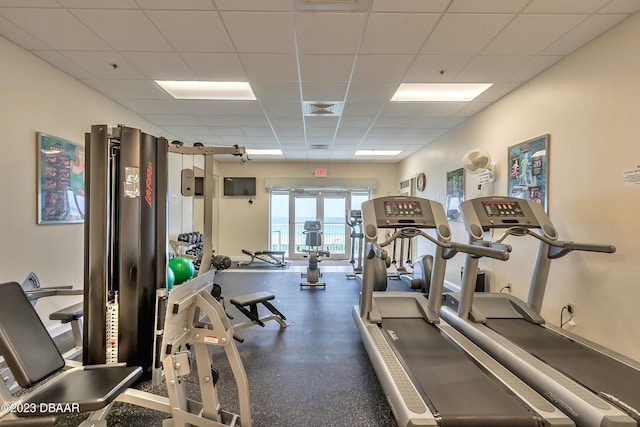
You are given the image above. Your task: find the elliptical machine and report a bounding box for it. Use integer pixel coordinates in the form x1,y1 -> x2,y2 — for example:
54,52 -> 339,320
346,210 -> 364,279
300,221 -> 330,288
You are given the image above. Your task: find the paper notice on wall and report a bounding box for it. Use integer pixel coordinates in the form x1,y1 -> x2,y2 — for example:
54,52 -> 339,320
622,166 -> 640,185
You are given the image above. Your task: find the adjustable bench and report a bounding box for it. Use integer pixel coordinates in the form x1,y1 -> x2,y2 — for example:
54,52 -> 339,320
0,281 -> 142,426
238,249 -> 286,267
229,291 -> 288,334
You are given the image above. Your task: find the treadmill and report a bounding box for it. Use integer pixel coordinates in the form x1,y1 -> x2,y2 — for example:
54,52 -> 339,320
442,196 -> 640,427
353,196 -> 573,427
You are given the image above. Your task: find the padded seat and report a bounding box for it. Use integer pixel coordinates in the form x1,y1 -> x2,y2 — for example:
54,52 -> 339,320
0,281 -> 141,421
49,301 -> 84,323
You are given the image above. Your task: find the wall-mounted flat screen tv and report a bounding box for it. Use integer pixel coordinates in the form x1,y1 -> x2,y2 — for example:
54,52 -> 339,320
223,177 -> 256,196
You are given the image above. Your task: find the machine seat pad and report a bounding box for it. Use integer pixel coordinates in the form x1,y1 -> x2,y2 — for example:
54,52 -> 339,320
49,302 -> 84,323
230,291 -> 275,307
21,365 -> 142,415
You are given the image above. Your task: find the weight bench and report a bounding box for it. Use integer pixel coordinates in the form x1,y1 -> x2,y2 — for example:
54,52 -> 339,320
238,249 -> 286,267
0,281 -> 142,426
229,291 -> 288,335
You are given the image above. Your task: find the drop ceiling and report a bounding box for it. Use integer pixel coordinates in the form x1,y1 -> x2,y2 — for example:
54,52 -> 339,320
1,0 -> 638,162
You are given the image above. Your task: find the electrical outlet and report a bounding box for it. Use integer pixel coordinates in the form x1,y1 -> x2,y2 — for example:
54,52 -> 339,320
566,303 -> 575,315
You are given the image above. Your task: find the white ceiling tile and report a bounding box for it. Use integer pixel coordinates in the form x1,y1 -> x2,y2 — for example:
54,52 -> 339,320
81,78 -> 129,99
268,116 -> 303,127
299,54 -> 354,82
146,11 -> 234,53
240,54 -> 298,81
336,127 -> 369,137
342,102 -> 386,116
60,51 -> 144,79
196,115 -> 237,126
181,53 -> 247,80
33,50 -> 93,79
339,116 -> 375,128
104,80 -> 170,99
295,12 -> 367,54
352,55 -> 413,82
220,101 -> 264,115
251,82 -> 301,101
163,126 -> 214,136
276,129 -> 305,138
454,55 -> 532,82
473,83 -> 521,102
214,0 -> 291,11
262,101 -> 302,116
135,0 -> 215,9
422,14 -> 514,55
221,12 -> 295,53
306,127 -> 335,137
371,0 -> 449,12
207,126 -> 245,136
372,116 -> 410,127
0,15 -> 50,49
241,127 -> 274,137
420,102 -> 467,117
360,13 -> 440,54
346,83 -> 398,102
121,52 -> 196,80
599,0 -> 640,13
406,116 -> 446,127
129,100 -> 199,114
58,0 -> 137,8
506,55 -> 563,83
233,115 -> 270,126
482,14 -> 588,55
447,0 -> 529,13
140,114 -> 203,126
70,9 -> 172,51
380,102 -> 425,117
523,0 -> 610,14
220,135 -> 251,144
0,0 -> 59,6
404,55 -> 473,82
541,14 -> 628,56
454,103 -> 491,117
0,8 -> 111,50
246,136 -> 279,145
301,82 -> 348,101
305,116 -> 339,128
177,100 -> 228,115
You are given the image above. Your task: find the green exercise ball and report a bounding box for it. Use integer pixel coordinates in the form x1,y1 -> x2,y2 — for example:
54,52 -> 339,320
169,256 -> 195,285
166,266 -> 175,290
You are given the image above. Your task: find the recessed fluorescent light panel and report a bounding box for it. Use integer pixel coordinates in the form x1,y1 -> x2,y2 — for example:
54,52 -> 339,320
391,83 -> 493,102
246,149 -> 283,155
355,150 -> 402,156
156,81 -> 256,100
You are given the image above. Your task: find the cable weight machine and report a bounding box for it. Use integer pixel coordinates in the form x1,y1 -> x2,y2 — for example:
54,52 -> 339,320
84,124 -> 245,382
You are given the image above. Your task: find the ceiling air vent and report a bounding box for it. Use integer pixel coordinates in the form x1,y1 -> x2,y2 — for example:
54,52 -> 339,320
303,101 -> 344,117
310,144 -> 329,150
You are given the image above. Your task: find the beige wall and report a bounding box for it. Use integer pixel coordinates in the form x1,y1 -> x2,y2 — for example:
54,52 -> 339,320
399,12 -> 640,360
214,161 -> 399,259
0,36 -> 170,324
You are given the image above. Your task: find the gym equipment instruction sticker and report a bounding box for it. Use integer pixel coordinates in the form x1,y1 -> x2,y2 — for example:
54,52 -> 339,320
622,166 -> 640,185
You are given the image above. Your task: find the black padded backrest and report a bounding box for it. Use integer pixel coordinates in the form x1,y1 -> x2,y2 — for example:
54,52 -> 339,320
0,282 -> 65,388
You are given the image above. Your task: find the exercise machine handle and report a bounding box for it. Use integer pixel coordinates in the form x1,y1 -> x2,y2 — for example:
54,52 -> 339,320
548,241 -> 616,259
449,241 -> 511,261
377,227 -> 509,261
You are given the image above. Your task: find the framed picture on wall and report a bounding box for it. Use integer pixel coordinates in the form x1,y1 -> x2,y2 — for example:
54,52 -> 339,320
507,134 -> 549,212
37,132 -> 85,224
446,167 -> 464,220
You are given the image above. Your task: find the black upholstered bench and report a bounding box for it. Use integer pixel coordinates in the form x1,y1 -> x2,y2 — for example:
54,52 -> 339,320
229,291 -> 288,332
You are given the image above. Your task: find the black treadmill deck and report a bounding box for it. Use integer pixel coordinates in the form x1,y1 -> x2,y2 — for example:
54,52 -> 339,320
487,318 -> 640,422
381,318 -> 541,427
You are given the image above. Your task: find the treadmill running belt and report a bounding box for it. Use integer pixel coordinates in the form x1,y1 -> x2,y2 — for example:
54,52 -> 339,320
381,318 -> 540,426
487,318 -> 640,421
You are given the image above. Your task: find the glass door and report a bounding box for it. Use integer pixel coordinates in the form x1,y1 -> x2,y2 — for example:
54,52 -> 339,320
293,195 -> 317,258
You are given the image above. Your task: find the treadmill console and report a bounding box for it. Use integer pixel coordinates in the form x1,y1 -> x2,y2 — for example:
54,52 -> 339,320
461,197 -> 544,232
365,196 -> 443,229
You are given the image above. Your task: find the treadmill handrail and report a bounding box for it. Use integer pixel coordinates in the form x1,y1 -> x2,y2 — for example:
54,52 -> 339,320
379,227 -> 510,261
493,227 -> 615,259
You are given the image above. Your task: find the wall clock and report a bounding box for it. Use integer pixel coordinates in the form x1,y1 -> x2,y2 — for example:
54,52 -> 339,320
417,172 -> 426,192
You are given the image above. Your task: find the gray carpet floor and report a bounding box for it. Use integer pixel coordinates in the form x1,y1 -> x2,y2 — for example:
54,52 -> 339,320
46,270 -> 402,426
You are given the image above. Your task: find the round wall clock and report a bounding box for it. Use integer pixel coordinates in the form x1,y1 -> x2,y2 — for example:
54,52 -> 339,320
417,172 -> 426,191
